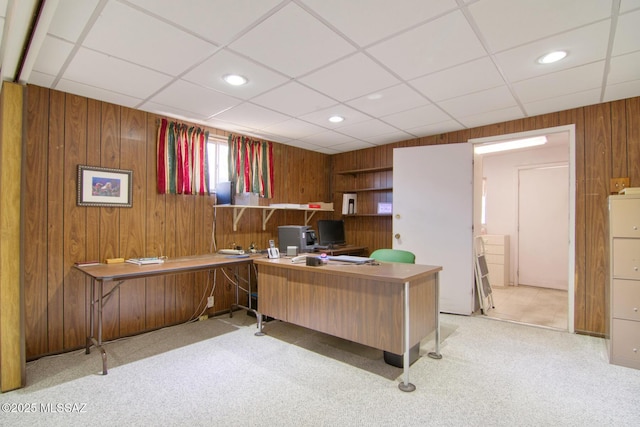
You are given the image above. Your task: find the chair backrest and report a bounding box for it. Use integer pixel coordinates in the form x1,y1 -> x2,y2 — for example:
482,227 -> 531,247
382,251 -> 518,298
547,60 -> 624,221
370,248 -> 415,264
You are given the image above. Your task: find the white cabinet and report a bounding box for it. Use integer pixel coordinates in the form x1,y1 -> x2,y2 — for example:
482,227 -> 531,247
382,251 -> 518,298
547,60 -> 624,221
480,234 -> 510,286
608,195 -> 640,370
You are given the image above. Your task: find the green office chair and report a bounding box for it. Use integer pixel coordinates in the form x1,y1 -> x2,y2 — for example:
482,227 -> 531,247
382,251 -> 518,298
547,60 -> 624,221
370,248 -> 418,368
370,248 -> 415,264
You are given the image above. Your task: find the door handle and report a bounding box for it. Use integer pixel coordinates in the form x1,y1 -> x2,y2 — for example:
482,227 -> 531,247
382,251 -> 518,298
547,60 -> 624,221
394,233 -> 401,239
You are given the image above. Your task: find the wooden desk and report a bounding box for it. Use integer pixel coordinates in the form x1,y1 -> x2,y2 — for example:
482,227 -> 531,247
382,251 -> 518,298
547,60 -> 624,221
253,257 -> 442,392
74,254 -> 260,375
311,245 -> 368,256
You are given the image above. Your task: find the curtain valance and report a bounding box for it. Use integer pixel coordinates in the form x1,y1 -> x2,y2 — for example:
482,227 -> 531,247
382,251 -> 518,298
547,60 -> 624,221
157,118 -> 209,195
228,134 -> 274,198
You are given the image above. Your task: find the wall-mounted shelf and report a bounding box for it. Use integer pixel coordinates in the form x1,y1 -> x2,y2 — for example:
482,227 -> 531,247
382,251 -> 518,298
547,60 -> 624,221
338,186 -> 393,193
336,166 -> 393,176
214,205 -> 333,231
343,213 -> 392,218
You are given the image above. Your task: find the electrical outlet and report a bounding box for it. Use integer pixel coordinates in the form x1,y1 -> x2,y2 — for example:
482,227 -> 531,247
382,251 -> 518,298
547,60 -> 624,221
207,296 -> 214,308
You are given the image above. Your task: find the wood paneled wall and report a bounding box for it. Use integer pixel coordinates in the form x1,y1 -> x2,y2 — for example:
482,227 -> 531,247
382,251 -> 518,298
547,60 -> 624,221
331,97 -> 640,337
22,86 -> 332,360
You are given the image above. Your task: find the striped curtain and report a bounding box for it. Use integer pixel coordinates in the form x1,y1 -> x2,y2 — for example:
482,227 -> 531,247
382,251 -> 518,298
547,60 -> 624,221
157,118 -> 209,195
228,134 -> 274,198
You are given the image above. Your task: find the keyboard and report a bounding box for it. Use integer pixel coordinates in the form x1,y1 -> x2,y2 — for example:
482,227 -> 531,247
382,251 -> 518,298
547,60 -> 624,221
218,249 -> 245,255
326,255 -> 374,264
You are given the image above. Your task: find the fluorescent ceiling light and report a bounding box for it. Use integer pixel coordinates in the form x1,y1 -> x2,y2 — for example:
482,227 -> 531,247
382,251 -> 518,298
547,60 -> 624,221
474,136 -> 547,155
328,115 -> 344,123
223,74 -> 248,86
537,50 -> 567,64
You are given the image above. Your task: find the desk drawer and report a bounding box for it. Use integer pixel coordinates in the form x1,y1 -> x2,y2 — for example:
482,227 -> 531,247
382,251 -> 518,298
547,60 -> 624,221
613,279 -> 640,321
612,239 -> 640,280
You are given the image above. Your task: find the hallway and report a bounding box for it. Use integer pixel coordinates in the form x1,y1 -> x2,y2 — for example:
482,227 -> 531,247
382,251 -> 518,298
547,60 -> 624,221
476,285 -> 568,330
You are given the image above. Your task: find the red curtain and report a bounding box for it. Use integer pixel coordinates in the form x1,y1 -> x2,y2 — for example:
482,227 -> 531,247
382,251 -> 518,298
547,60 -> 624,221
157,118 -> 209,195
228,134 -> 274,198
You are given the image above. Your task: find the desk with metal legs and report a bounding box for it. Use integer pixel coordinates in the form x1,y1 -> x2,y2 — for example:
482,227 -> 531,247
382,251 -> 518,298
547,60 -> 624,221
74,254 -> 260,375
253,258 -> 442,392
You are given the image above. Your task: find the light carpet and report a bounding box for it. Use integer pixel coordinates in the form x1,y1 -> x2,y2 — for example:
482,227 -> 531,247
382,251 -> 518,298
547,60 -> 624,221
1,313 -> 639,426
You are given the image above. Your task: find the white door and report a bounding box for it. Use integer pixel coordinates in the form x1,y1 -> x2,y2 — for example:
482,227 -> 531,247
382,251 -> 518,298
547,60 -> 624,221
393,143 -> 474,315
518,165 -> 569,289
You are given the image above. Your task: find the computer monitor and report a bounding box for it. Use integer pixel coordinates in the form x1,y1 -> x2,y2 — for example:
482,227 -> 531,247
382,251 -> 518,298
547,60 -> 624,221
317,219 -> 346,247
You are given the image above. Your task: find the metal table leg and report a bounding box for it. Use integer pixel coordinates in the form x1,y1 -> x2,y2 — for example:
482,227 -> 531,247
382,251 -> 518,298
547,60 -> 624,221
428,272 -> 442,360
399,280 -> 415,392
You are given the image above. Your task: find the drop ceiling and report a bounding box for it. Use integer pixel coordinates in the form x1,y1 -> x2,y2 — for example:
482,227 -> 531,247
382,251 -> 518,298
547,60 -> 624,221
2,0 -> 639,154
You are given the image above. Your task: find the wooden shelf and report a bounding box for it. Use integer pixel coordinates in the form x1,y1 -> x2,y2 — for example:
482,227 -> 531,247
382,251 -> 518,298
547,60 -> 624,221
214,205 -> 332,231
336,166 -> 392,176
343,214 -> 392,217
338,186 -> 392,193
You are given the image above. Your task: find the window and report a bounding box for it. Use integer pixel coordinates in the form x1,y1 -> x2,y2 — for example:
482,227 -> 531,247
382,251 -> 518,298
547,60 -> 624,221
207,136 -> 229,192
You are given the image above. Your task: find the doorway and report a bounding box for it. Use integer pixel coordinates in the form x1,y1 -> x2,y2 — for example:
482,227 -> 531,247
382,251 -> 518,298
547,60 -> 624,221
471,125 -> 575,332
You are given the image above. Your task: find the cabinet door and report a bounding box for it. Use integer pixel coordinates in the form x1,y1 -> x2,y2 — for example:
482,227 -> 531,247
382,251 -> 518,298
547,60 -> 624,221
393,143 -> 474,315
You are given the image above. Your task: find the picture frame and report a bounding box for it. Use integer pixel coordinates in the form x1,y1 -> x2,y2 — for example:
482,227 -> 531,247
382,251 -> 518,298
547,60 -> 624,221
377,202 -> 393,215
77,165 -> 133,207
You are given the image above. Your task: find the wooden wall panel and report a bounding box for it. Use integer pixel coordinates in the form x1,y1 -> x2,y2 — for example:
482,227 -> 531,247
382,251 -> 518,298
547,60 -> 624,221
20,85 -> 640,362
62,94 -> 88,350
23,85 -> 49,357
46,90 -> 65,353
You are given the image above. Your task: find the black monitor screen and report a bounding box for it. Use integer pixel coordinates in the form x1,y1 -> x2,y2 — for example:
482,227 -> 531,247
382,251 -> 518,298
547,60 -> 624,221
317,219 -> 346,246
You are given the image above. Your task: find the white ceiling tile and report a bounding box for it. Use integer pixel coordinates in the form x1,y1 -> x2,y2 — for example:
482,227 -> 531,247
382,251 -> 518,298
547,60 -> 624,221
405,120 -> 465,138
33,36 -> 74,76
262,118 -> 326,139
328,140 -> 376,152
57,79 -> 143,108
367,10 -> 486,80
182,50 -> 289,100
468,0 -> 612,52
28,71 -> 57,88
48,0 -> 100,42
211,103 -> 289,130
228,2 -> 355,78
299,130 -> 355,147
367,131 -> 415,146
63,48 -> 173,99
608,51 -> 640,85
620,0 -> 640,12
139,101 -> 211,122
126,0 -> 282,44
150,80 -> 242,118
513,62 -> 605,103
83,1 -> 218,76
495,21 -> 610,83
523,89 -> 602,116
299,105 -> 371,129
612,9 -> 640,56
604,80 -> 640,102
410,57 -> 503,102
301,0 -> 458,46
300,53 -> 399,101
439,86 -> 518,118
457,106 -> 525,129
382,104 -> 451,129
336,119 -> 399,139
251,82 -> 337,116
299,53 -> 400,101
346,84 -> 429,116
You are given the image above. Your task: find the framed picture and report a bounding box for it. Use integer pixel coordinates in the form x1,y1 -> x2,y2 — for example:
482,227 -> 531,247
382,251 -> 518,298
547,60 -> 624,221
77,165 -> 133,207
377,202 -> 393,215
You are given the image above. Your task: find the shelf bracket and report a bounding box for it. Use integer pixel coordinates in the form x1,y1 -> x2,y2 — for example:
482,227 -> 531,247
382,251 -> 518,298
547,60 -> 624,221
262,208 -> 279,231
232,206 -> 248,231
304,210 -> 318,226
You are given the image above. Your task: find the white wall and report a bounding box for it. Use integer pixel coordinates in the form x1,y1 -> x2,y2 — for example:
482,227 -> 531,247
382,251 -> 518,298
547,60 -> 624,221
481,143 -> 569,286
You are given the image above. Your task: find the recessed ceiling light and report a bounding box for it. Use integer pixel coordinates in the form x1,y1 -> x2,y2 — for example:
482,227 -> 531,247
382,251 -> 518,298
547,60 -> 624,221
537,51 -> 567,64
328,115 -> 344,123
223,74 -> 248,86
